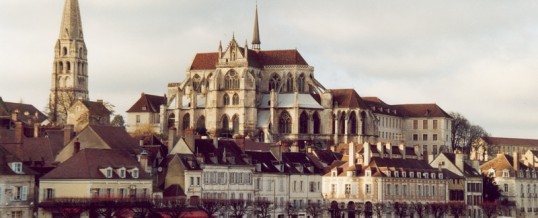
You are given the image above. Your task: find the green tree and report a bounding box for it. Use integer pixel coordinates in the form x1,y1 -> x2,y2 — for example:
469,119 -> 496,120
111,114 -> 125,127
483,173 -> 501,202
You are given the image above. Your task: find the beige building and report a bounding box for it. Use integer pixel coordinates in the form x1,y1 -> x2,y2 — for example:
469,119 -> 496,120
472,136 -> 538,161
0,147 -> 36,218
67,99 -> 111,132
49,0 -> 89,124
126,93 -> 167,134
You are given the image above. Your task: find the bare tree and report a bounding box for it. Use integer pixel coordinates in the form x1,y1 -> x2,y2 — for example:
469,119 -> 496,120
285,201 -> 299,218
372,202 -> 385,218
252,198 -> 273,218
392,202 -> 409,218
201,197 -> 225,218
411,202 -> 429,218
227,198 -> 251,218
305,202 -> 324,218
154,198 -> 187,218
449,112 -> 488,153
429,202 -> 448,218
448,201 -> 466,218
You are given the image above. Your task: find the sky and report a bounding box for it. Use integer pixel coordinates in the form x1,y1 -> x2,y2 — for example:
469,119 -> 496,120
1,0 -> 537,139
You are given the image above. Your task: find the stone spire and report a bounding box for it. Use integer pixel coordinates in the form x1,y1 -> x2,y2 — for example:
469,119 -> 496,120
59,0 -> 84,40
49,0 -> 89,125
251,5 -> 261,50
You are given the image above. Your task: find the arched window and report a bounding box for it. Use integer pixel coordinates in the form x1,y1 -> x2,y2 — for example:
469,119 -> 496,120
192,74 -> 202,92
269,74 -> 281,92
224,70 -> 240,89
62,47 -> 68,56
232,93 -> 239,105
279,111 -> 292,134
182,113 -> 190,130
299,111 -> 308,134
298,73 -> 306,92
313,112 -> 321,134
339,112 -> 346,135
59,62 -> 64,73
232,114 -> 240,134
168,113 -> 176,129
349,112 -> 357,135
286,73 -> 294,92
66,62 -> 71,72
223,94 -> 230,105
222,115 -> 229,130
196,116 -> 205,131
79,47 -> 83,56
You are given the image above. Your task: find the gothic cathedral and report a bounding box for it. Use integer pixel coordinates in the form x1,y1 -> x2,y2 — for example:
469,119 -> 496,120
49,0 -> 89,124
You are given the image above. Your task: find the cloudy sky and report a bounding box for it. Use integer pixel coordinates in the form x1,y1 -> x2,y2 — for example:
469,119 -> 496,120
1,0 -> 537,138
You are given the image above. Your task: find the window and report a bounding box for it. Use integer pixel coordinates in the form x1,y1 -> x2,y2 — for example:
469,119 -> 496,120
192,74 -> 202,92
232,115 -> 239,134
44,188 -> 55,200
10,162 -> 22,174
11,186 -> 27,201
365,184 -> 372,195
402,172 -> 407,177
182,113 -> 190,130
132,168 -> 139,178
11,211 -> 22,218
106,168 -> 113,178
433,120 -> 438,129
433,134 -> 438,141
286,74 -> 294,92
221,115 -> 229,131
136,115 -> 140,124
331,184 -> 336,194
224,71 -> 240,89
299,112 -> 308,134
423,120 -> 428,129
433,145 -> 438,155
410,172 -> 414,178
418,185 -> 422,196
223,94 -> 230,105
413,120 -> 418,129
345,184 -> 351,195
413,134 -> 418,141
386,184 -> 391,195
365,170 -> 371,177
297,74 -> 306,92
313,112 -> 321,134
119,168 -> 126,178
310,182 -> 316,192
232,93 -> 239,105
504,184 -> 509,192
403,184 -> 407,196
349,112 -> 358,135
395,184 -> 400,195
279,111 -> 292,134
423,134 -> 428,141
269,74 -> 281,91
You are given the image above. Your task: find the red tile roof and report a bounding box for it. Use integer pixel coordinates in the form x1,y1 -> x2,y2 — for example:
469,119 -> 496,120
189,49 -> 308,70
483,136 -> 538,146
394,104 -> 452,118
4,102 -> 47,124
330,89 -> 369,109
127,93 -> 167,113
88,125 -> 140,153
79,100 -> 111,116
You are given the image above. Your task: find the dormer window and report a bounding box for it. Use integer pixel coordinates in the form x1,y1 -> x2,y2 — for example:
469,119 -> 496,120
119,168 -> 126,178
386,171 -> 391,177
410,172 -> 414,178
10,162 -> 23,174
439,173 -> 443,179
365,170 -> 371,177
394,171 -> 399,177
488,169 -> 495,177
106,167 -> 113,178
142,106 -> 147,111
424,173 -> 429,179
332,171 -> 337,177
417,172 -> 421,179
402,172 -> 407,178
503,169 -> 510,178
431,173 -> 436,179
132,168 -> 139,178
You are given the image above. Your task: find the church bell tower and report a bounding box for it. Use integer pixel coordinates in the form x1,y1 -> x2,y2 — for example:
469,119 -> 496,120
49,0 -> 89,124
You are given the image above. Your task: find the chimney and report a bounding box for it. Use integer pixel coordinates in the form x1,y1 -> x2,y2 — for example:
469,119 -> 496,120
184,128 -> 195,151
139,139 -> 144,146
32,123 -> 39,138
348,142 -> 355,167
455,149 -> 464,172
377,142 -> 384,157
64,124 -> 74,145
11,110 -> 19,122
73,139 -> 81,155
363,142 -> 371,165
513,151 -> 519,172
168,127 -> 177,152
385,143 -> 392,159
15,122 -> 23,144
290,143 -> 299,152
96,99 -> 104,104
140,151 -> 149,173
399,144 -> 406,159
196,153 -> 204,165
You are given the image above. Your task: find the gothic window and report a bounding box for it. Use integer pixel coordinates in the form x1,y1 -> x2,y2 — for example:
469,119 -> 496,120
79,47 -> 83,56
182,113 -> 190,130
349,111 -> 357,135
279,111 -> 292,134
196,116 -> 206,131
168,113 -> 176,129
299,111 -> 308,134
66,62 -> 71,72
224,70 -> 240,89
298,73 -> 306,93
192,74 -> 202,92
58,62 -> 64,73
232,114 -> 240,134
313,112 -> 321,134
222,115 -> 229,130
232,93 -> 240,105
63,47 -> 67,56
269,74 -> 281,92
339,112 -> 346,135
223,94 -> 230,106
286,73 -> 294,93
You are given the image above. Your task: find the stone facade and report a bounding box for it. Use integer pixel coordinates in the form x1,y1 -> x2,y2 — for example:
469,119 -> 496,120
49,0 -> 89,124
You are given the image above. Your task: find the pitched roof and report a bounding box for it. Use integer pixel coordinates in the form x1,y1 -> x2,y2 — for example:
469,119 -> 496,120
4,102 -> 47,124
79,100 -> 111,116
362,96 -> 402,116
89,125 -> 139,152
163,184 -> 186,198
394,104 -> 452,118
127,93 -> 167,113
245,151 -> 280,173
330,89 -> 369,109
479,153 -> 519,176
0,147 -> 37,175
281,152 -> 324,174
194,139 -> 248,165
0,129 -> 64,165
42,149 -> 150,180
482,136 -> 538,146
189,49 -> 308,70
0,97 -> 10,118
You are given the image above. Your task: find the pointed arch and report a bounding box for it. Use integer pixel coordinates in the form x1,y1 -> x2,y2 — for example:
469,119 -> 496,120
269,73 -> 281,92
232,114 -> 240,134
196,116 -> 206,130
299,111 -> 309,134
221,114 -> 230,130
279,111 -> 292,134
192,74 -> 202,92
286,73 -> 294,92
224,70 -> 240,89
223,94 -> 230,106
168,113 -> 176,129
313,111 -> 321,134
59,62 -> 64,73
66,61 -> 71,72
298,73 -> 306,93
349,111 -> 358,135
232,93 -> 240,105
339,112 -> 346,135
182,113 -> 190,130
62,47 -> 68,56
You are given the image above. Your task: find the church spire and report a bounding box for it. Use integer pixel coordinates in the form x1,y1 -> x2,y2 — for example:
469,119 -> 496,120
59,0 -> 84,40
251,4 -> 261,51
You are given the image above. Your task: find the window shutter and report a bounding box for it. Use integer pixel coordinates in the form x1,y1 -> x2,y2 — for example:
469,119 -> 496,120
9,186 -> 15,201
21,186 -> 28,201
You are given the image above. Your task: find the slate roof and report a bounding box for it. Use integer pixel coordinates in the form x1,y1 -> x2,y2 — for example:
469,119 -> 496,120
194,139 -> 248,165
330,89 -> 369,109
78,100 -> 111,116
0,129 -> 64,165
163,184 -> 186,198
89,125 -> 140,152
281,152 -> 324,174
313,149 -> 342,166
127,93 -> 167,113
42,149 -> 150,180
4,102 -> 47,124
245,151 -> 280,173
479,153 -> 528,177
394,104 -> 452,118
190,49 -> 308,70
482,136 -> 538,146
0,147 -> 37,176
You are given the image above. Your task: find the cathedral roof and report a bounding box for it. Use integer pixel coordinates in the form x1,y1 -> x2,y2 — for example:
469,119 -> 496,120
126,93 -> 167,113
59,0 -> 84,40
481,136 -> 538,146
189,49 -> 308,70
330,89 -> 369,109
